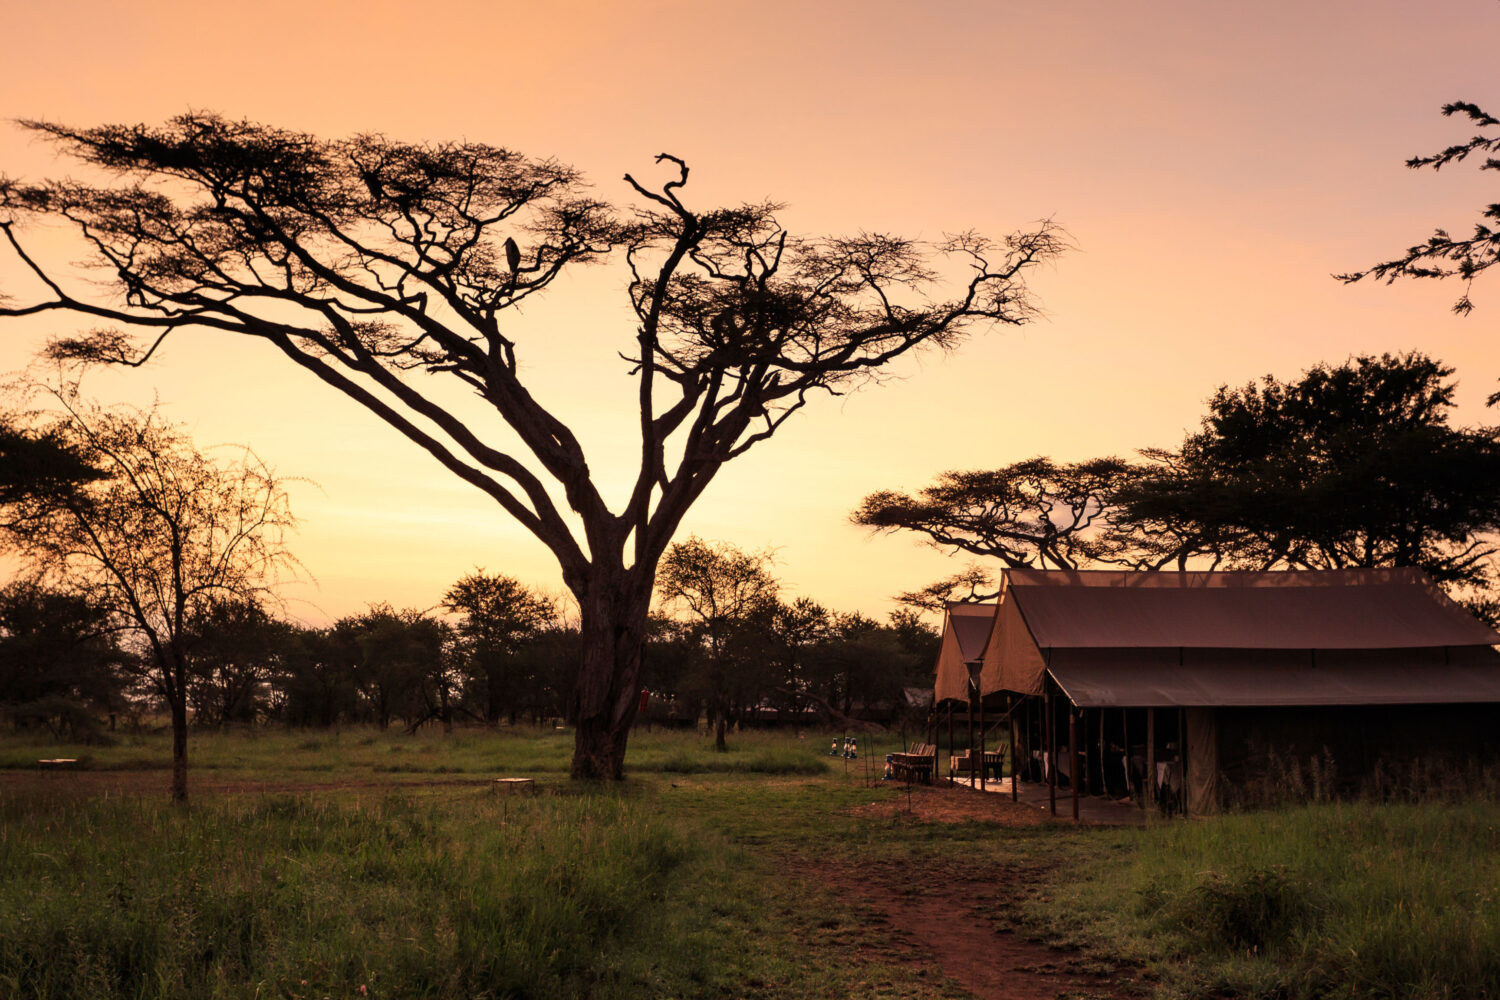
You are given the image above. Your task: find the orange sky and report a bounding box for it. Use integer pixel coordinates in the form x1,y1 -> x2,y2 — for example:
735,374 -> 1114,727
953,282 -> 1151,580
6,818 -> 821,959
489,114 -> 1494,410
2,1 -> 1498,625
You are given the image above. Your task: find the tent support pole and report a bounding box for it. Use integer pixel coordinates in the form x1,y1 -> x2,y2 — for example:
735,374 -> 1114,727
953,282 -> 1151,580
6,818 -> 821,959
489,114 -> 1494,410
946,702 -> 954,786
1010,694 -> 1018,802
1046,683 -> 1056,817
978,686 -> 986,792
967,681 -> 976,785
1146,708 -> 1156,810
1180,707 -> 1189,818
1070,706 -> 1080,822
1099,708 -> 1107,798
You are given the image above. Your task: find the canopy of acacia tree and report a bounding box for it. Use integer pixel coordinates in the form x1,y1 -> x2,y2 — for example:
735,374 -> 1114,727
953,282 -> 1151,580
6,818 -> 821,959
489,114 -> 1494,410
933,602 -> 995,703
993,567 -> 1500,706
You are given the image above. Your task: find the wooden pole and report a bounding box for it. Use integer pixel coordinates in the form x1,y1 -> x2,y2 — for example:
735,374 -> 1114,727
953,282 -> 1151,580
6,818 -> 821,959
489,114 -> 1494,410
1099,707 -> 1107,798
1070,706 -> 1080,822
1046,683 -> 1057,817
1146,708 -> 1156,810
1080,709 -> 1090,798
967,680 -> 976,784
1180,707 -> 1189,818
978,686 -> 986,792
1010,694 -> 1019,802
946,702 -> 955,786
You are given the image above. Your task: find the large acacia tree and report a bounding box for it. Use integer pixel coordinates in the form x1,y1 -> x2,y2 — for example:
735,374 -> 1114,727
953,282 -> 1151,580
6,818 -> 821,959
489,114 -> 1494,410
0,114 -> 1064,778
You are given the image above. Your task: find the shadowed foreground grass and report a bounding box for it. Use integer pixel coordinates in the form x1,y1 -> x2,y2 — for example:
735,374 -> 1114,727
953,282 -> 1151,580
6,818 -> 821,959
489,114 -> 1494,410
1031,800 -> 1500,1000
4,726 -> 1500,999
0,728 -> 954,1000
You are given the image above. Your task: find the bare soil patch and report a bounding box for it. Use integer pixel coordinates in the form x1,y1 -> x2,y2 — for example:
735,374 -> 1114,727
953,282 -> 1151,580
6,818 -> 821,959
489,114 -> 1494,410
851,782 -> 1051,826
782,785 -> 1145,1000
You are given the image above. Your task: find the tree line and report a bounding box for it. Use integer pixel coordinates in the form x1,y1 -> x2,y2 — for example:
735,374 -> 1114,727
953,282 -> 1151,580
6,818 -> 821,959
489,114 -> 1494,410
0,564 -> 935,743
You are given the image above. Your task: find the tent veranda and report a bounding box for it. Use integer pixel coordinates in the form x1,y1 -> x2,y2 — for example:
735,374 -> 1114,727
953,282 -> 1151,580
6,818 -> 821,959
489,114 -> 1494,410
928,567 -> 1500,815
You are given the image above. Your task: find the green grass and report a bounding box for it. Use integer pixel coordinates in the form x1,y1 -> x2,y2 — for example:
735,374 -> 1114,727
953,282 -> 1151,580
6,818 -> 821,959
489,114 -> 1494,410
1032,802 -> 1500,999
3,725 -> 1499,999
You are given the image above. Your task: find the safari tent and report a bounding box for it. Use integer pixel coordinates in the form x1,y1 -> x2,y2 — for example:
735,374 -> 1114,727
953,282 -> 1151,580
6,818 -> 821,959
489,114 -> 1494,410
933,567 -> 1500,815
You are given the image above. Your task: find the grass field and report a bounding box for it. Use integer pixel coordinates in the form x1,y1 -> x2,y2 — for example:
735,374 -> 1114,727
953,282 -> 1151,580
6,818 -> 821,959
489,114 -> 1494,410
2,726 -> 1498,999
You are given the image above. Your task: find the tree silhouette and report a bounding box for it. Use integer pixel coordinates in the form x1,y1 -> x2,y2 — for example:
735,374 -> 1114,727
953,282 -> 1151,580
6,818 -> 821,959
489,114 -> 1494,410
852,457 -> 1137,607
443,571 -> 556,725
656,537 -> 779,751
861,355 -> 1500,614
1339,101 -> 1500,317
0,389 -> 297,801
0,114 -> 1065,778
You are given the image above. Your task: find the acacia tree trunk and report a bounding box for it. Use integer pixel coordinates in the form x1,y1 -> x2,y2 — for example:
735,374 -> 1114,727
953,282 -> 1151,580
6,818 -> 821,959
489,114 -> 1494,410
569,568 -> 651,780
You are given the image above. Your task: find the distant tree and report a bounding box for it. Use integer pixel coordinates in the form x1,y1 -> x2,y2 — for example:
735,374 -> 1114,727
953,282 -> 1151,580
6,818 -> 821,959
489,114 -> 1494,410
852,457 -> 1139,607
861,354 -> 1500,615
0,115 -> 1065,778
273,625 -> 357,727
638,613 -> 698,726
762,596 -> 833,722
1339,102 -> 1500,318
0,391 -> 298,801
442,571 -> 555,725
0,579 -> 128,740
332,605 -> 450,731
1113,353 -> 1500,597
0,419 -> 101,516
656,537 -> 778,750
184,597 -> 286,727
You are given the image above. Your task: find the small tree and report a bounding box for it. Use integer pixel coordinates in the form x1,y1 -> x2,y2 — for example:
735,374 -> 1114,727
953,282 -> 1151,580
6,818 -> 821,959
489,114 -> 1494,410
656,537 -> 778,751
0,115 -> 1065,778
332,604 -> 449,731
0,390 -> 297,800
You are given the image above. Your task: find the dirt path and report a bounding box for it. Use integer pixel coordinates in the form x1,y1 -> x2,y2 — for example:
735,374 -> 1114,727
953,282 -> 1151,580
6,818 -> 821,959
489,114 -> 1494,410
789,785 -> 1147,1000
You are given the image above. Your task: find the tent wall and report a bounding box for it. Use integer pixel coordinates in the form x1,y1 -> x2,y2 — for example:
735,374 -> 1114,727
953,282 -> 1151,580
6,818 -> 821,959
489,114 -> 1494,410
1214,703 -> 1500,806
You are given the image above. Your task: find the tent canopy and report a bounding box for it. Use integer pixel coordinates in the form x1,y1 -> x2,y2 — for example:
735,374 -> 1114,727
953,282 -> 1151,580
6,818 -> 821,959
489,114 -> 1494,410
1006,567 -> 1500,650
933,602 -> 994,703
1047,644 -> 1500,708
931,567 -> 1500,707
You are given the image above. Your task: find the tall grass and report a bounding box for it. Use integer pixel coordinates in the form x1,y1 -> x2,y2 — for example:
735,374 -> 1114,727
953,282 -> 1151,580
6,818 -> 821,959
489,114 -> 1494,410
0,788 -> 703,999
1040,801 -> 1500,999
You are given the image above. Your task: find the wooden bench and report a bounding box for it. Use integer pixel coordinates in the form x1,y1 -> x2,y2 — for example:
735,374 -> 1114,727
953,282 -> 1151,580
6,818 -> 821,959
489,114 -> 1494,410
888,743 -> 935,784
491,777 -> 535,794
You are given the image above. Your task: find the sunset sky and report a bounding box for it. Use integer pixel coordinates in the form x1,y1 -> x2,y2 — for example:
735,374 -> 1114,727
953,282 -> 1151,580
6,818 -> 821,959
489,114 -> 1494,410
2,0 -> 1497,626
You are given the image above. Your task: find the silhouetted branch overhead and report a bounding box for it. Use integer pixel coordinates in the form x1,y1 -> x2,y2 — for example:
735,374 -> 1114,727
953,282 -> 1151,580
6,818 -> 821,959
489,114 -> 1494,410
1338,101 -> 1500,316
0,113 -> 1064,779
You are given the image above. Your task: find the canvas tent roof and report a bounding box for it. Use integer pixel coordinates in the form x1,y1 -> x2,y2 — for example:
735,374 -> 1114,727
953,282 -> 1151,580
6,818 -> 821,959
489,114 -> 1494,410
934,567 -> 1500,708
1006,567 -> 1500,650
933,602 -> 994,702
1046,644 -> 1500,708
